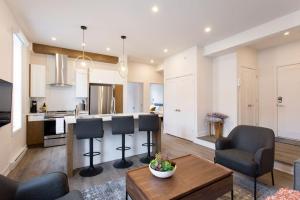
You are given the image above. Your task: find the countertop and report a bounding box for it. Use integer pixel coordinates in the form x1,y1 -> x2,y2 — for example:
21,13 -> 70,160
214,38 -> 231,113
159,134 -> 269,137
64,112 -> 163,124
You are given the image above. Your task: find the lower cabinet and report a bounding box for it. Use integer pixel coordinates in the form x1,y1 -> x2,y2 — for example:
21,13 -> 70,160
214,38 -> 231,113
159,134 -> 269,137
27,116 -> 44,147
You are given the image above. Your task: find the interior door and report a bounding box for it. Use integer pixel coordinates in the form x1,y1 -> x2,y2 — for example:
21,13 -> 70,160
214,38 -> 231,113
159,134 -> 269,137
127,83 -> 143,113
176,75 -> 195,141
164,75 -> 195,141
239,67 -> 258,126
277,64 -> 300,140
164,78 -> 178,136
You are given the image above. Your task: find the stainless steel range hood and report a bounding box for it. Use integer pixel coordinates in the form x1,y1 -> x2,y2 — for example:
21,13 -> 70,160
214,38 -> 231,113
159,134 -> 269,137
50,54 -> 72,86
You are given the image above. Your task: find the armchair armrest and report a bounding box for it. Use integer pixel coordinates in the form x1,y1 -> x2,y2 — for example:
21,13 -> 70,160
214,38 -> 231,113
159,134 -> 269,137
255,148 -> 274,174
215,138 -> 232,150
15,172 -> 69,200
294,159 -> 300,191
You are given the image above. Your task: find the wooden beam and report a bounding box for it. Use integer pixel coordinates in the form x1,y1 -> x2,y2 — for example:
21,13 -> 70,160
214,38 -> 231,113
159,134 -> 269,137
32,43 -> 119,64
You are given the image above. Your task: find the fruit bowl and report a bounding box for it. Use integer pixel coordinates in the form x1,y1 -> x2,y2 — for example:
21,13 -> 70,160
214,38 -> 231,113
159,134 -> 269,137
149,164 -> 176,178
149,153 -> 176,178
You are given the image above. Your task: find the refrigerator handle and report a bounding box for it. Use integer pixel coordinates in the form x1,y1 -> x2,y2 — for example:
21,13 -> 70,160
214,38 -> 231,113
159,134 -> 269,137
111,97 -> 116,114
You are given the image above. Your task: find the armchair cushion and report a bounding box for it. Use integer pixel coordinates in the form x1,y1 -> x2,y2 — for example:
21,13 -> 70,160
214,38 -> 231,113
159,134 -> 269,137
215,138 -> 232,150
215,149 -> 257,177
15,172 -> 69,200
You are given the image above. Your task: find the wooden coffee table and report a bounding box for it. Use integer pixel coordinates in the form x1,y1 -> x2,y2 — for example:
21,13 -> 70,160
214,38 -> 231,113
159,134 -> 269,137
126,155 -> 233,200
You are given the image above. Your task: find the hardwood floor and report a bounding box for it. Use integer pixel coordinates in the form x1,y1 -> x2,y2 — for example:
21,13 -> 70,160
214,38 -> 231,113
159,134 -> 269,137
8,133 -> 293,191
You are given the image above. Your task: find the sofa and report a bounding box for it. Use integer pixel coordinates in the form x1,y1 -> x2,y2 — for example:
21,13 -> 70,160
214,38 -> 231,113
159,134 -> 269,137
0,172 -> 83,200
215,125 -> 275,200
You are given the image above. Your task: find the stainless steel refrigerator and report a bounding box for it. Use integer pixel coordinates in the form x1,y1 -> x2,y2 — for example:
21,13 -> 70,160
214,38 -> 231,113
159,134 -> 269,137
89,84 -> 116,115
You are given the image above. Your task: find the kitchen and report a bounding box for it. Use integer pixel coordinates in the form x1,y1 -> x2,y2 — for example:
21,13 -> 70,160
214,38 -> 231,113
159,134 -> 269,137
26,39 -> 164,163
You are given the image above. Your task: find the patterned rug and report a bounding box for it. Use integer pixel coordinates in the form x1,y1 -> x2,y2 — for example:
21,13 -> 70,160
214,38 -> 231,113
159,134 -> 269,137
81,174 -> 277,200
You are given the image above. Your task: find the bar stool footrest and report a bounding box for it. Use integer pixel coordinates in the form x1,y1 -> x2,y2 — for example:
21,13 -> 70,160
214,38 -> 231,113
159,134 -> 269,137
116,146 -> 131,151
142,142 -> 155,147
83,152 -> 101,157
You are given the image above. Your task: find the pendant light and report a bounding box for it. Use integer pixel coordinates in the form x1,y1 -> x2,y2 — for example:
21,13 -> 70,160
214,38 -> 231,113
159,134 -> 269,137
118,35 -> 128,78
74,25 -> 94,69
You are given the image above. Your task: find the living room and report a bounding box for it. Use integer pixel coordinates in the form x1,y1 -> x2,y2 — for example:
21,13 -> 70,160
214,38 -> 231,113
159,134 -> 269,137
1,0 -> 300,200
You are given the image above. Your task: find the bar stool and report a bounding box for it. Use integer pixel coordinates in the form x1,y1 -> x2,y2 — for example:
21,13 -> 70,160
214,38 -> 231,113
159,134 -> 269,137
139,114 -> 159,164
112,116 -> 134,168
74,118 -> 104,177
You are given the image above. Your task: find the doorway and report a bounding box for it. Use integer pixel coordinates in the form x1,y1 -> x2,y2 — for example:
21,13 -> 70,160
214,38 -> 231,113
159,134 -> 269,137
149,83 -> 164,112
277,64 -> 300,140
239,67 -> 258,126
127,82 -> 143,113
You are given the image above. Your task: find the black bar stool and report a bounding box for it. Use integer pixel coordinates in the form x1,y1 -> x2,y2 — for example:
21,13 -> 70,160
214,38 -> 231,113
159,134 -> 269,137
139,114 -> 159,164
112,116 -> 134,168
74,118 -> 104,177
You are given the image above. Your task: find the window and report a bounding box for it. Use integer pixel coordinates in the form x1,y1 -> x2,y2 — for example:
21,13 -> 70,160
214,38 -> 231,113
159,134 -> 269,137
12,34 -> 23,132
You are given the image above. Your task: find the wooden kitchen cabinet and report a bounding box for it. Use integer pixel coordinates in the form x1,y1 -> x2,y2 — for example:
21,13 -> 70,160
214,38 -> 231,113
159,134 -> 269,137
114,84 -> 123,113
30,64 -> 46,97
27,116 -> 44,147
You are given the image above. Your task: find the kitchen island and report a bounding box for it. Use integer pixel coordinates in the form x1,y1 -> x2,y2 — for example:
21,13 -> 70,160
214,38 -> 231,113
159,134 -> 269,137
64,113 -> 162,177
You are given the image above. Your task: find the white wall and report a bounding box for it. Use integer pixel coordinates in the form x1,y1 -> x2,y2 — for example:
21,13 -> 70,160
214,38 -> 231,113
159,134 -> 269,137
0,0 -> 29,175
258,40 -> 300,134
127,62 -> 163,112
197,48 -> 213,136
212,53 -> 238,136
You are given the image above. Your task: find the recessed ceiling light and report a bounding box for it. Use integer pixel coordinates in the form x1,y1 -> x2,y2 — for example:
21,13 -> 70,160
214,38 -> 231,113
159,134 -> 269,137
106,47 -> 111,51
81,42 -> 86,47
284,31 -> 290,36
150,59 -> 154,64
152,5 -> 159,13
163,49 -> 168,53
204,27 -> 211,33
51,37 -> 56,41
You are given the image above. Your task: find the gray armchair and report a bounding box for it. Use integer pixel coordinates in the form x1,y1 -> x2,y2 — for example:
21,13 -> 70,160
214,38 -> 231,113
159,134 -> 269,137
215,125 -> 275,200
0,172 -> 83,200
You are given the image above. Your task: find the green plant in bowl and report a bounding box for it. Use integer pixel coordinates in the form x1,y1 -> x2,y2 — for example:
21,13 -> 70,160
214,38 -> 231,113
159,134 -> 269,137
150,153 -> 175,172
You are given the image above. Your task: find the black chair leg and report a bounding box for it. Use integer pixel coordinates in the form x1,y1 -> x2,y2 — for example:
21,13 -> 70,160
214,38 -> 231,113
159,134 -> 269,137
231,189 -> 234,200
271,170 -> 274,186
79,138 -> 103,177
114,134 -> 133,169
140,131 -> 155,164
254,177 -> 257,200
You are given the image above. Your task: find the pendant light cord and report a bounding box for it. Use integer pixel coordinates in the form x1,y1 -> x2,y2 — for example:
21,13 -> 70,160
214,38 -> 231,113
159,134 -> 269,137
82,28 -> 85,60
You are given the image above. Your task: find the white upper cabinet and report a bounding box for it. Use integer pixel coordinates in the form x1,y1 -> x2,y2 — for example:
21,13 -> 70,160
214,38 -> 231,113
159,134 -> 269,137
89,68 -> 124,84
30,64 -> 46,97
76,68 -> 88,98
164,47 -> 197,79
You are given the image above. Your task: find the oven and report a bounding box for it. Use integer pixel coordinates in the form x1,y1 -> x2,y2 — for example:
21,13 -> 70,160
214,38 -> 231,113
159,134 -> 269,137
44,118 -> 66,147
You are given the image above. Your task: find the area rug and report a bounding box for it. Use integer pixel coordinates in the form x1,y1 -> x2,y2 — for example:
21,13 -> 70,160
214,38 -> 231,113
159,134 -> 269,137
81,174 -> 277,200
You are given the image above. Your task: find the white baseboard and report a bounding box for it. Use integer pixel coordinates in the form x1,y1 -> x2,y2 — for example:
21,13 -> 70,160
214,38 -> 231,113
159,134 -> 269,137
193,138 -> 215,149
1,146 -> 27,176
274,161 -> 293,175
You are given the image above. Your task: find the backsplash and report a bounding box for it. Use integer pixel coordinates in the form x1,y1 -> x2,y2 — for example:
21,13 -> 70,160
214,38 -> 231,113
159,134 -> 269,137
31,85 -> 86,112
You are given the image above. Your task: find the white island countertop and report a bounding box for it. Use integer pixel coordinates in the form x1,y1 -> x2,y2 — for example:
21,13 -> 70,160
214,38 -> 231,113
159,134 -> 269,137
64,112 -> 163,124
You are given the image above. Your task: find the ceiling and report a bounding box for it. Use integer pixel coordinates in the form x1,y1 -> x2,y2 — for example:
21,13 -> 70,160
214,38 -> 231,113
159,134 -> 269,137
249,26 -> 300,50
5,0 -> 300,64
